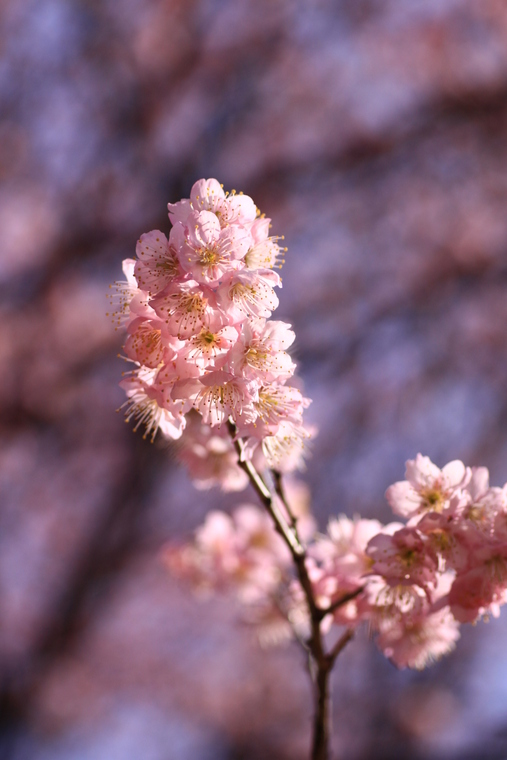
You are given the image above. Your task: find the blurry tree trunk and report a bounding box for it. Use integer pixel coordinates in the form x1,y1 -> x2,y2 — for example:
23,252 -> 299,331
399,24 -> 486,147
311,664 -> 331,760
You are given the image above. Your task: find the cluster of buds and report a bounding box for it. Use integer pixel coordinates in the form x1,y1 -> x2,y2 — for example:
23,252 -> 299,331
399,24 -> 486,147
109,179 -> 312,475
168,455 -> 507,670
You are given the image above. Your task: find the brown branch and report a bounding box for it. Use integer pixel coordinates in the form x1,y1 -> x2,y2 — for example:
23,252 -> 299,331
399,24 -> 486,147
227,420 -> 303,558
316,587 -> 365,622
227,419 -> 356,760
327,628 -> 354,666
312,665 -> 332,760
273,469 -> 299,531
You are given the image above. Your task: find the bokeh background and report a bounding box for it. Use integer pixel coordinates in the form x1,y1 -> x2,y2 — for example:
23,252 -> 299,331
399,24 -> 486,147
2,1 -> 507,758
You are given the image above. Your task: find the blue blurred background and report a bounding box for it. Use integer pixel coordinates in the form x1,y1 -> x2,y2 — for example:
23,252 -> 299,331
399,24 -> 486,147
2,1 -> 507,758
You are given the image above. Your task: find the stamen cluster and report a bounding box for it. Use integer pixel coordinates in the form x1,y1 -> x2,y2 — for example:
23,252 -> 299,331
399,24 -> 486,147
110,179 -> 312,476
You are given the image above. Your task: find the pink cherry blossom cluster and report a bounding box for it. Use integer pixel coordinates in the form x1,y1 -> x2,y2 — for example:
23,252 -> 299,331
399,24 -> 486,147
165,479 -> 316,646
111,180 -> 507,678
112,180 -> 507,757
109,179 -> 312,474
167,455 -> 507,670
384,454 -> 507,625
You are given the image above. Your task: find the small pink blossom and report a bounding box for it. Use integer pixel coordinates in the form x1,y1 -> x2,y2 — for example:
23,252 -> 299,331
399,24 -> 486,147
179,210 -> 251,284
449,551 -> 507,623
182,371 -> 258,427
386,454 -> 470,519
240,421 -> 311,469
165,504 -> 290,604
228,318 -> 296,382
107,258 -> 151,329
180,324 -> 239,369
314,516 -> 383,582
119,367 -> 189,441
124,316 -> 178,368
308,516 -> 383,626
150,279 -> 224,339
375,606 -> 460,670
134,230 -> 181,295
458,467 -> 507,537
259,421 -> 315,472
216,269 -> 281,321
167,179 -> 258,229
177,419 -> 249,492
415,512 -> 468,572
366,527 -> 439,591
190,179 -> 257,227
241,384 -> 309,438
366,578 -> 428,622
244,218 -> 286,271
166,511 -> 242,593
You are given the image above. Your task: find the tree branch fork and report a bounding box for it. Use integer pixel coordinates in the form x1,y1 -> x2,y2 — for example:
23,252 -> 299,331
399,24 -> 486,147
227,420 -> 355,760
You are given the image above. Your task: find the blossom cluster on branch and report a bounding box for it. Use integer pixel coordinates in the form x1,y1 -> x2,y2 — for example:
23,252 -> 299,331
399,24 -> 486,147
112,180 -> 507,676
109,178 -> 312,475
167,455 -> 507,670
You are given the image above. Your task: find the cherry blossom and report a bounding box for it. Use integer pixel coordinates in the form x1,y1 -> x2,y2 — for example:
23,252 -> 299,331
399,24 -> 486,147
114,179 -> 312,474
107,258 -> 151,329
244,216 -> 287,271
150,279 -> 224,339
386,454 -> 470,519
134,230 -> 182,294
113,182 -> 507,691
366,526 -> 439,591
177,418 -> 249,492
119,367 -> 189,441
124,316 -> 178,368
164,504 -> 290,604
178,210 -> 250,284
375,605 -> 460,670
188,371 -> 258,428
260,421 -> 314,471
190,178 -> 257,228
216,269 -> 281,321
228,319 -> 296,382
179,324 -> 239,369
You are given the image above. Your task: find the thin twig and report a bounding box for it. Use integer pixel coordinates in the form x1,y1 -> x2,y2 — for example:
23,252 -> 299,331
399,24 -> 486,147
227,419 -> 303,557
273,469 -> 299,531
227,419 -> 356,759
226,419 -> 323,633
327,628 -> 354,665
316,587 -> 365,621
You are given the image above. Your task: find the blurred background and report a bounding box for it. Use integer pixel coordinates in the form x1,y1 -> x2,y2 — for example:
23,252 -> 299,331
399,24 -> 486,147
2,1 -> 507,758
